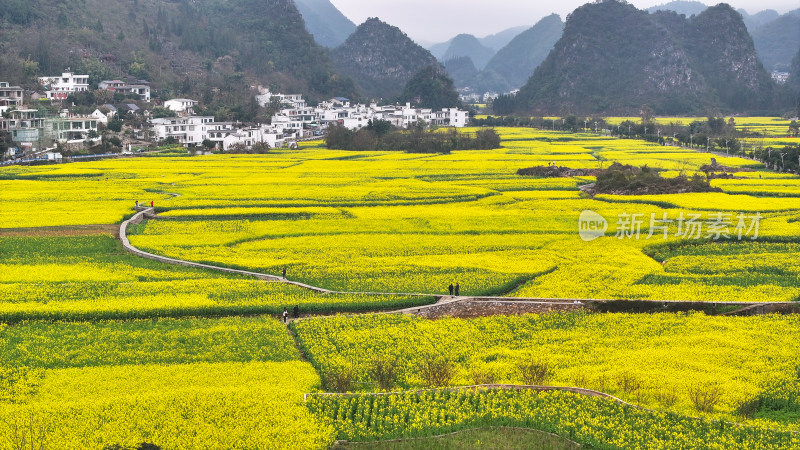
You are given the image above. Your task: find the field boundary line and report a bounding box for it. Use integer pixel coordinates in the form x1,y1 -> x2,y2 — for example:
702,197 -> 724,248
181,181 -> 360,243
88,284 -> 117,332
305,384 -> 800,436
331,426 -> 581,447
304,384 -> 629,405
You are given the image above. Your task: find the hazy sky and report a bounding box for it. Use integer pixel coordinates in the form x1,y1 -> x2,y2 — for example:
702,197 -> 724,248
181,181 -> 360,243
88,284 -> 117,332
329,0 -> 799,44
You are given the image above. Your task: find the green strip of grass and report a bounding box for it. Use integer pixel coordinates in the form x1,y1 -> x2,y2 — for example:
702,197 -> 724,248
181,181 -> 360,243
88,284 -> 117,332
334,427 -> 580,449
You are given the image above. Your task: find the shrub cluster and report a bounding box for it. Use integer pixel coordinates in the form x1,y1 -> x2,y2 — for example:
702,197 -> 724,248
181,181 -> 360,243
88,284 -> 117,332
593,163 -> 720,195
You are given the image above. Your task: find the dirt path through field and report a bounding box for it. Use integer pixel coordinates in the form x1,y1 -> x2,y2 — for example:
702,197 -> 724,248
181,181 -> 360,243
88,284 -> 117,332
0,224 -> 119,237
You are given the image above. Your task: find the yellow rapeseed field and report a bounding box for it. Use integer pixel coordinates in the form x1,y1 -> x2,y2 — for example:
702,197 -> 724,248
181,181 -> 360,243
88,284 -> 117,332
2,124 -> 799,447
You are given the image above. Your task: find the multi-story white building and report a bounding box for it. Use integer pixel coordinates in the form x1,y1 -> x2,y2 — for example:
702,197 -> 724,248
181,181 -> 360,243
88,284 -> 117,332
434,109 -> 470,127
38,71 -> 90,100
255,89 -> 306,109
47,111 -> 100,143
3,109 -> 45,147
0,82 -> 24,113
221,126 -> 287,150
271,114 -> 305,132
119,84 -> 151,102
99,80 -> 151,101
151,114 -> 291,150
98,80 -> 125,90
163,98 -> 198,116
151,116 -> 216,145
2,109 -> 99,151
271,105 -> 319,133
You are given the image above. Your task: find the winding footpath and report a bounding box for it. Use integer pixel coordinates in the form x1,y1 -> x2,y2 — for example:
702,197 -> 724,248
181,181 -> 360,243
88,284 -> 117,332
120,207 -> 329,293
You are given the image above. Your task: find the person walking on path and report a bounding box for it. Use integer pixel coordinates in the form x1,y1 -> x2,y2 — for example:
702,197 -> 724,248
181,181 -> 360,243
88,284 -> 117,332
135,200 -> 139,208
282,267 -> 287,279
454,282 -> 460,296
448,283 -> 454,296
282,307 -> 289,324
293,305 -> 299,318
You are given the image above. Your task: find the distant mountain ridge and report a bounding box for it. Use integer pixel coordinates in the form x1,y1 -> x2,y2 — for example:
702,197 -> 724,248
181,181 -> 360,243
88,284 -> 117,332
514,1 -> 784,115
439,15 -> 564,94
647,1 -> 707,16
331,18 -> 442,100
479,26 -> 529,51
738,8 -> 780,30
751,14 -> 800,72
482,14 -> 564,92
428,26 -> 528,60
443,57 -> 479,89
294,0 -> 357,48
441,34 -> 495,70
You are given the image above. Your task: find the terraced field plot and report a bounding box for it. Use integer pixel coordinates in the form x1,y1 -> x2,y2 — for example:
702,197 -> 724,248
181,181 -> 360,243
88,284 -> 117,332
0,235 -> 426,322
0,315 -> 334,448
294,312 -> 800,427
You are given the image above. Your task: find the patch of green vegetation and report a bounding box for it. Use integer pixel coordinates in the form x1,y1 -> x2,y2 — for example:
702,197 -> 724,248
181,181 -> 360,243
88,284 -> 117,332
335,427 -> 579,450
594,163 -> 719,195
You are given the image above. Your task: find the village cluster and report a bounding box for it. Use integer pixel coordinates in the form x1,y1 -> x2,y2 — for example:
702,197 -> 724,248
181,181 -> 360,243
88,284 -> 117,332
0,71 -> 469,162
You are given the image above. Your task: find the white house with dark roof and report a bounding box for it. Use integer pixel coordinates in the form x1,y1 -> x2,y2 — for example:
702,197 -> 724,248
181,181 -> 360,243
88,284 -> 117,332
90,105 -> 118,124
99,80 -> 151,101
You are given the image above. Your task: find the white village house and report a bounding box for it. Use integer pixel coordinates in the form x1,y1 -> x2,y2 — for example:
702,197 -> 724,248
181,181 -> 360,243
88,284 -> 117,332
38,71 -> 89,101
48,110 -> 100,145
150,113 -> 290,150
151,116 -> 217,145
315,102 -> 470,131
2,109 -> 45,150
147,91 -> 468,153
0,81 -> 24,113
258,87 -> 470,134
99,80 -> 151,101
90,105 -> 118,125
163,98 -> 198,116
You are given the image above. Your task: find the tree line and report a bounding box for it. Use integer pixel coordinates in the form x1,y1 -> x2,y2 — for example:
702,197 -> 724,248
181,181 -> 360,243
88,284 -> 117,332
325,120 -> 500,153
474,113 -> 800,173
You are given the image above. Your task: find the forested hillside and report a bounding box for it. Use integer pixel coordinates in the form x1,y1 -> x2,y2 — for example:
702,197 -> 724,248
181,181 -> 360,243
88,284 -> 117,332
331,18 -> 442,100
0,0 -> 356,108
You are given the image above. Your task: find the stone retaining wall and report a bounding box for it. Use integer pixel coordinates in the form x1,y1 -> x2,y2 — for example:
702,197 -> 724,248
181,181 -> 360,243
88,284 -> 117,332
411,300 -> 587,319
